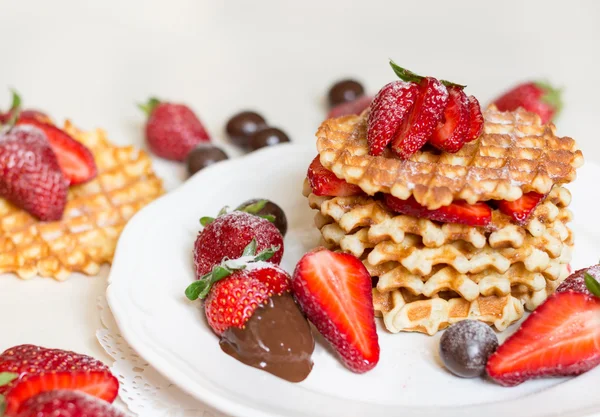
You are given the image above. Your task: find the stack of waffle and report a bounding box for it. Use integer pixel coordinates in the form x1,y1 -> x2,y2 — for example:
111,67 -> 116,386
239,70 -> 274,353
0,121 -> 164,281
304,106 -> 583,335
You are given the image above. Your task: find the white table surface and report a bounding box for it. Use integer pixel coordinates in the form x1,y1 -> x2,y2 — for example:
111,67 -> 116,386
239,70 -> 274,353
0,0 -> 599,415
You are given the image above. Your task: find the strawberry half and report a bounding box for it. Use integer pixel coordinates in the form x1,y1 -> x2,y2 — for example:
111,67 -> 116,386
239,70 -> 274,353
429,86 -> 470,153
0,126 -> 68,221
384,194 -> 491,227
391,76 -> 449,159
292,248 -> 380,373
0,345 -> 119,414
466,95 -> 484,142
307,155 -> 363,197
496,192 -> 544,225
367,81 -> 418,155
16,117 -> 97,185
486,291 -> 600,386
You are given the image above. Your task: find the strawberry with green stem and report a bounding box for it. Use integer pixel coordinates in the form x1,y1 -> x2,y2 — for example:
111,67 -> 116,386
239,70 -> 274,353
492,81 -> 562,124
139,97 -> 210,161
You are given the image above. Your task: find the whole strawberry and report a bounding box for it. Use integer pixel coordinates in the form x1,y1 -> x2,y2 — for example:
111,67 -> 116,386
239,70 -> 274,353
139,97 -> 210,161
492,81 -> 562,124
194,210 -> 283,278
186,241 -> 315,382
14,390 -> 125,417
0,126 -> 68,221
187,243 -> 292,335
0,345 -> 119,415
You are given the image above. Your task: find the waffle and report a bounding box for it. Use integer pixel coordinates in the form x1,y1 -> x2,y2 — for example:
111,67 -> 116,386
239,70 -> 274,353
316,106 -> 583,209
372,286 -> 525,335
0,121 -> 164,281
306,182 -> 572,249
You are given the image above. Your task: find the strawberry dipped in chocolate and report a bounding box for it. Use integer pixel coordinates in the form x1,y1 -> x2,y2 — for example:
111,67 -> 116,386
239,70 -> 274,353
186,240 -> 314,382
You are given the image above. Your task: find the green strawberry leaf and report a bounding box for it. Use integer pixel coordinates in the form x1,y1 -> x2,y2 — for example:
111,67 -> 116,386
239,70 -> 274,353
389,60 -> 466,89
200,216 -> 215,226
536,81 -> 563,121
585,272 -> 600,297
137,97 -> 161,117
0,372 -> 18,387
185,265 -> 235,301
258,214 -> 276,223
389,60 -> 424,83
9,90 -> 21,111
440,79 -> 467,89
242,239 -> 258,257
254,245 -> 279,262
239,200 -> 267,214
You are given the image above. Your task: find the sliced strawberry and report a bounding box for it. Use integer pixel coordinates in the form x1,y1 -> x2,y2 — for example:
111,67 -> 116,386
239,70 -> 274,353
384,194 -> 491,227
0,345 -> 118,414
486,291 -> 600,386
307,155 -> 363,197
391,77 -> 449,159
16,117 -> 97,185
429,87 -> 470,153
327,95 -> 373,119
292,248 -> 380,373
367,81 -> 418,156
496,192 -> 544,225
466,95 -> 484,142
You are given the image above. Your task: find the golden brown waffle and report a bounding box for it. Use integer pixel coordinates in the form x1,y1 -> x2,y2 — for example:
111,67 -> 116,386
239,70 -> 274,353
363,252 -> 571,304
372,286 -> 524,335
316,106 -> 583,209
0,121 -> 164,281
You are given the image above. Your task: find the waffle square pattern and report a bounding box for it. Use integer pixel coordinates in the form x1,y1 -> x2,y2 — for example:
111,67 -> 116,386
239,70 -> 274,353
317,106 -> 583,210
0,121 -> 164,280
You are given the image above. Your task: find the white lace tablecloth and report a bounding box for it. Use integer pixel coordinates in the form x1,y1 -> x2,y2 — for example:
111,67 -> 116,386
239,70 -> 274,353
96,296 -> 228,417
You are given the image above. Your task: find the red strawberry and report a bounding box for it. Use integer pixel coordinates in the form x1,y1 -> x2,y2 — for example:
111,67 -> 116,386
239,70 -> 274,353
367,82 -> 418,155
292,248 -> 380,373
556,265 -> 600,297
492,81 -> 562,124
191,263 -> 292,335
0,126 -> 68,221
496,192 -> 544,225
384,194 -> 491,227
15,117 -> 97,185
193,211 -> 283,278
0,345 -> 119,415
14,390 -> 125,417
139,98 -> 210,161
486,291 -> 600,386
429,86 -> 470,153
307,155 -> 363,197
391,77 -> 448,159
466,95 -> 484,142
327,95 -> 373,119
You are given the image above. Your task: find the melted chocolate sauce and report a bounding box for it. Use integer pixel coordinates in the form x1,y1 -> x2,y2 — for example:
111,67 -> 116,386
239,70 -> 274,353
220,293 -> 314,382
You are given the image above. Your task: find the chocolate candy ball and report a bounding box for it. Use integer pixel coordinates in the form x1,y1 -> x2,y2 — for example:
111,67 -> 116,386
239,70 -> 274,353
328,79 -> 365,107
248,127 -> 290,151
238,198 -> 288,237
186,144 -> 228,176
226,111 -> 267,148
439,320 -> 499,378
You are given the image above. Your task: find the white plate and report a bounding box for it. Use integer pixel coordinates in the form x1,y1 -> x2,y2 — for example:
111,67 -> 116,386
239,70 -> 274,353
107,144 -> 600,417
